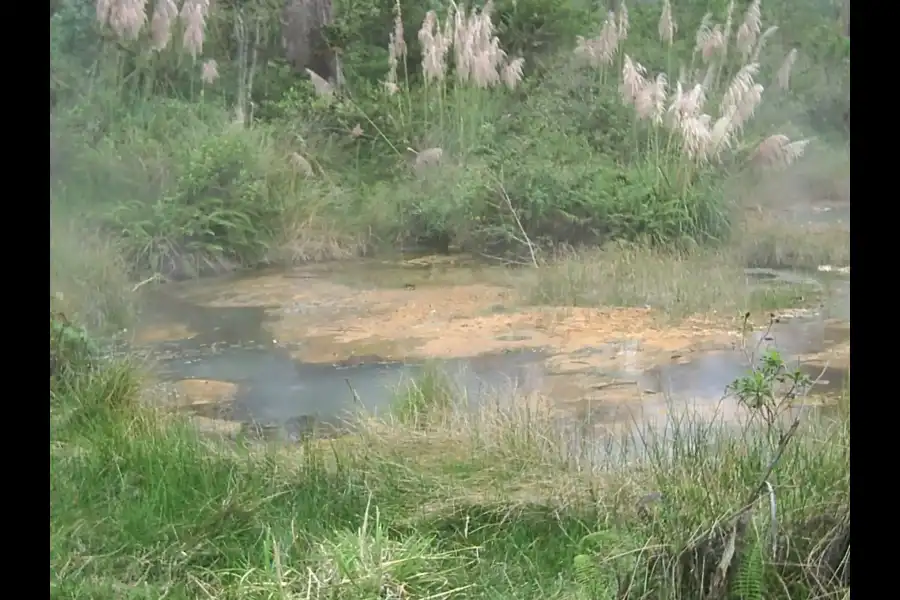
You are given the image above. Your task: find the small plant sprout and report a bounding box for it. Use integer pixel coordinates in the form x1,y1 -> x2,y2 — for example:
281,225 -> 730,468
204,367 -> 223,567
728,314 -> 816,435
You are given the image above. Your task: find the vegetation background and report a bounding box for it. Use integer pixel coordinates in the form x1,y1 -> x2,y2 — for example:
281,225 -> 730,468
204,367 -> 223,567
50,0 -> 849,295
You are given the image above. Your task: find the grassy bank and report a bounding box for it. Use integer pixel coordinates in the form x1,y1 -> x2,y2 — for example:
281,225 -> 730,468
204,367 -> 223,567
516,241 -> 828,318
51,0 -> 850,278
51,322 -> 849,599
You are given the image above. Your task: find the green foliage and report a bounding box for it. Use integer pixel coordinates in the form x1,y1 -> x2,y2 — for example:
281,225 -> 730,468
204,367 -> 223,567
50,310 -> 100,378
329,0 -> 430,83
105,129 -> 282,276
50,212 -> 137,333
392,361 -> 458,424
50,350 -> 848,598
731,528 -> 766,600
728,314 -> 814,430
49,4 -> 849,597
50,0 -> 101,65
494,143 -> 730,249
572,529 -> 645,599
51,0 -> 849,269
491,0 -> 594,61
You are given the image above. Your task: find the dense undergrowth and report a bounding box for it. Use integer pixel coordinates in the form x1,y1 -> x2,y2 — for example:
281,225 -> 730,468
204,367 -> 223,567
50,310 -> 849,599
50,0 -> 850,278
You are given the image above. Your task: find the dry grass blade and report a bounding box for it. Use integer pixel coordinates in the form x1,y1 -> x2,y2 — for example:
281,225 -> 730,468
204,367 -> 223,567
680,114 -> 712,162
695,14 -> 725,62
667,83 -> 706,130
576,11 -> 620,68
751,25 -> 779,62
289,152 -> 315,177
418,10 -> 446,83
620,55 -> 648,106
502,57 -> 525,90
706,112 -> 735,160
384,0 -> 407,95
306,68 -> 334,99
617,1 -> 630,41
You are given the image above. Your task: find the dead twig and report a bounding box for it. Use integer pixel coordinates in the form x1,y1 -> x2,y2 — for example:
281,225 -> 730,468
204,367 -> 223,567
345,378 -> 363,406
494,177 -> 539,268
131,273 -> 165,292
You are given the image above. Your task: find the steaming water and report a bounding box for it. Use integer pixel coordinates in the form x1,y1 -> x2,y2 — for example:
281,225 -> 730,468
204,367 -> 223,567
135,259 -> 849,447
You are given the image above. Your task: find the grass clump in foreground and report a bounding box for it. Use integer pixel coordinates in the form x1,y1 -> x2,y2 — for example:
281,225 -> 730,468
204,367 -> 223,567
51,313 -> 849,599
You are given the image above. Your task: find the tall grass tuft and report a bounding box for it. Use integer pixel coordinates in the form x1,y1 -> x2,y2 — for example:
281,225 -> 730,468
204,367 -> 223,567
600,1 -> 811,197
378,0 -> 525,161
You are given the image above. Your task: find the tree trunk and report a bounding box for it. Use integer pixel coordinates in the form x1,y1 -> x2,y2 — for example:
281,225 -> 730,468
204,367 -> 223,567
282,0 -> 338,82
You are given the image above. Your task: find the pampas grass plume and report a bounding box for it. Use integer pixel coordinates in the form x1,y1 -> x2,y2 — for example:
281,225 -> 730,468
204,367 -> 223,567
736,0 -> 761,59
659,0 -> 676,46
753,134 -> 811,170
776,48 -> 798,91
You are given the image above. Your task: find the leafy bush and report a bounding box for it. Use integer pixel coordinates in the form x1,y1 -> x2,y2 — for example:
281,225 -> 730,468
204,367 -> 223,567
105,129 -> 286,276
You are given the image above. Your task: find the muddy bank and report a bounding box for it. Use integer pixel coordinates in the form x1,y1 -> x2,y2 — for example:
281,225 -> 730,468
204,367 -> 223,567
132,258 -> 850,441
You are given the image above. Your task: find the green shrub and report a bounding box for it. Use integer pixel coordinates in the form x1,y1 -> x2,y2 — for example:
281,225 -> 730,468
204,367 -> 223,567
105,128 -> 286,276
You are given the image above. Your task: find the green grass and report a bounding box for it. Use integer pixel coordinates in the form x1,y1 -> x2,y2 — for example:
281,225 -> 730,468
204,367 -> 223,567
735,217 -> 851,272
50,209 -> 137,334
516,242 -> 823,320
391,361 -> 459,425
51,345 -> 850,600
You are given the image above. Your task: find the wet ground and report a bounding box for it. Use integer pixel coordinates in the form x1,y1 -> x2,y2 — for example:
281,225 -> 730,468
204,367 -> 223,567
133,246 -> 850,443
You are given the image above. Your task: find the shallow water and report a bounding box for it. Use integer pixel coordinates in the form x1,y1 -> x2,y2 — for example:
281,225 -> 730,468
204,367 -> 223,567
134,259 -> 849,441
